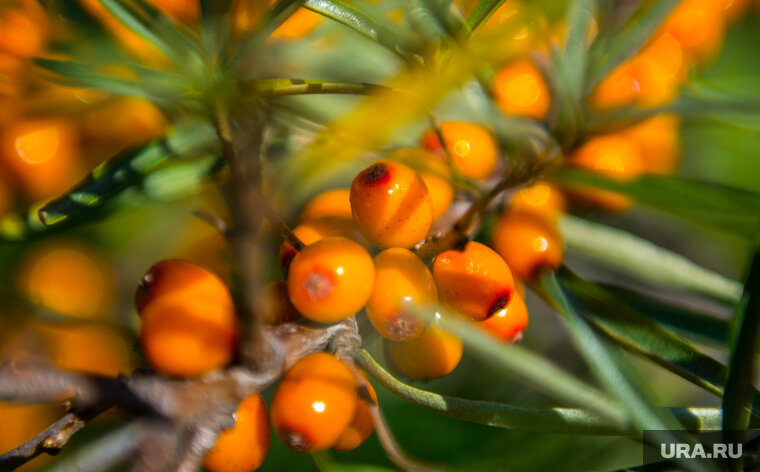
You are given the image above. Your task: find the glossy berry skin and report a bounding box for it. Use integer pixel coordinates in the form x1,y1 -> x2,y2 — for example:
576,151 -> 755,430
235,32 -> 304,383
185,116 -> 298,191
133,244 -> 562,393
387,148 -> 454,220
510,182 -> 566,223
135,259 -> 230,313
203,394 -> 270,472
622,114 -> 680,175
258,280 -> 301,326
478,290 -> 529,342
271,353 -> 358,453
350,161 -> 433,249
492,211 -> 563,280
279,216 -> 361,275
299,189 -> 353,222
385,318 -> 463,380
433,241 -> 514,321
332,375 -> 377,452
287,237 -> 375,323
366,248 -> 437,341
493,59 -> 551,119
420,122 -> 498,180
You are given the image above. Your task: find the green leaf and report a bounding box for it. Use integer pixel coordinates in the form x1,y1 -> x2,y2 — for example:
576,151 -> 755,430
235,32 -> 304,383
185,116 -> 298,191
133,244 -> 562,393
98,0 -> 180,63
37,121 -> 217,228
243,78 -> 391,97
722,248 -> 760,456
464,0 -> 507,33
553,170 -> 760,241
558,214 -> 743,303
586,0 -> 679,91
540,271 -> 682,432
313,451 -> 397,472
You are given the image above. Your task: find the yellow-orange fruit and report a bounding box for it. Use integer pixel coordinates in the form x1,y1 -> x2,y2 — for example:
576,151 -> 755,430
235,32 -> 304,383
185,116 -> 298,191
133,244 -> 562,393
287,237 -> 374,323
18,243 -> 114,320
478,290 -> 529,342
47,325 -> 133,377
420,122 -> 498,180
0,3 -> 47,59
332,375 -> 376,452
633,32 -> 686,106
385,318 -> 463,380
149,0 -> 198,23
621,114 -> 681,175
81,97 -> 167,150
387,148 -> 455,220
299,189 -> 353,222
203,394 -> 270,472
590,61 -> 640,110
279,216 -> 361,274
258,280 -> 301,326
136,259 -> 231,313
350,161 -> 433,249
0,118 -> 84,201
568,134 -> 644,211
433,241 -> 514,321
662,0 -> 725,62
493,59 -> 551,119
272,8 -> 323,40
721,0 -> 750,21
366,248 -> 437,341
510,182 -> 566,223
271,352 -> 358,452
492,211 -> 563,280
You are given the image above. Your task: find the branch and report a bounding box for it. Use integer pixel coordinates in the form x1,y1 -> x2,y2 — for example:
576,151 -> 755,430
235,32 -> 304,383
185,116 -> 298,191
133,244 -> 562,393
0,413 -> 86,470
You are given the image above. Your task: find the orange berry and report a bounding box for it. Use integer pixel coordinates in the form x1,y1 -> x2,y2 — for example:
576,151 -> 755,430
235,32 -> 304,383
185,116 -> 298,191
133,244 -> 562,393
510,182 -> 566,223
478,290 -> 529,342
149,0 -> 198,23
332,375 -> 376,452
271,352 -> 358,453
420,122 -> 498,180
272,8 -> 323,40
81,97 -> 167,150
350,161 -> 433,249
48,325 -> 133,377
492,211 -> 564,280
385,317 -> 463,380
279,216 -> 361,274
18,243 -> 115,320
299,189 -> 353,222
0,118 -> 84,201
258,280 -> 301,326
621,114 -> 681,175
203,393 -> 270,472
432,241 -> 514,321
287,236 -> 374,323
721,0 -> 750,21
633,32 -> 686,106
136,259 -> 231,313
0,4 -> 47,59
387,148 -> 455,220
590,61 -> 640,110
568,134 -> 644,211
663,0 -> 725,62
493,59 -> 551,119
366,248 -> 437,341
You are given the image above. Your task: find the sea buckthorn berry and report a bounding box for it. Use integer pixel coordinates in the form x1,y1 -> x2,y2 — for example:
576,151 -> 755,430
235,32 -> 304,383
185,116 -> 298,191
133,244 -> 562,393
299,189 -> 353,222
387,149 -> 455,220
18,243 -> 114,320
149,0 -> 198,24
590,61 -> 640,110
633,32 -> 685,106
420,122 -> 498,180
492,211 -> 564,280
662,0 -> 725,62
366,248 -> 437,341
139,293 -> 237,378
478,290 -> 529,342
568,134 -> 644,211
0,3 -> 47,59
332,374 -> 377,452
48,325 -> 133,377
385,317 -> 463,380
279,216 -> 361,274
493,59 -> 551,120
258,280 -> 301,326
287,236 -> 374,323
0,118 -> 84,201
135,259 -> 231,313
621,114 -> 681,175
271,352 -> 358,453
272,8 -> 323,40
350,161 -> 433,249
510,182 -> 566,223
203,393 -> 270,472
433,241 -> 514,321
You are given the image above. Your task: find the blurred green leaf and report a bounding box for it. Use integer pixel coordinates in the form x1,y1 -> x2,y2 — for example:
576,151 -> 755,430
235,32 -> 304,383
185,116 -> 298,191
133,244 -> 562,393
99,0 -> 181,63
723,248 -> 760,459
313,451 -> 397,472
464,0 -> 507,33
554,170 -> 760,240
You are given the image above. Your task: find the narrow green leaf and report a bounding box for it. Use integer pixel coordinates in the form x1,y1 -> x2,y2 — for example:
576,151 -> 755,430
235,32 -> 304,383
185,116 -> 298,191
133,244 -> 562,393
558,214 -> 744,303
464,0 -> 507,33
540,271 -> 682,432
586,0 -> 679,91
243,78 -> 392,97
99,0 -> 180,63
554,170 -> 760,241
722,248 -> 760,458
